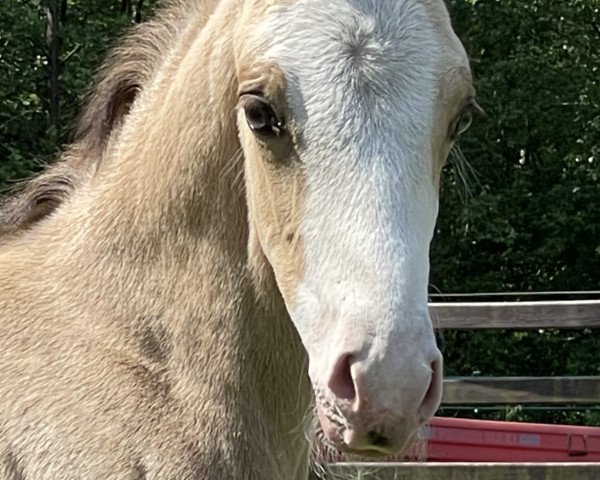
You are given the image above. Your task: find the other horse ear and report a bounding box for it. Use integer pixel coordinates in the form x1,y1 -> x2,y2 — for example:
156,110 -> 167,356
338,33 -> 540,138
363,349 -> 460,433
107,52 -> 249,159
471,100 -> 486,118
76,74 -> 142,156
105,82 -> 140,136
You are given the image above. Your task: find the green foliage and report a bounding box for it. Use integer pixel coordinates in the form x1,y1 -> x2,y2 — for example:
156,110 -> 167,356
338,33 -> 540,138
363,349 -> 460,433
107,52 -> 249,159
0,0 -> 152,191
0,0 -> 47,187
434,0 -> 599,292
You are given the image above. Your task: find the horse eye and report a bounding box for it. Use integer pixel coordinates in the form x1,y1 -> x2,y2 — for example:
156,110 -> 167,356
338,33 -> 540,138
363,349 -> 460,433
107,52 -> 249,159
451,109 -> 473,140
240,94 -> 284,137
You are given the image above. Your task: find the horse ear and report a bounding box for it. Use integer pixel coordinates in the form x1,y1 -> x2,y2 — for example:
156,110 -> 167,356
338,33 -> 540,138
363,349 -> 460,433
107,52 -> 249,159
76,77 -> 141,155
0,77 -> 142,238
0,159 -> 83,237
104,82 -> 140,138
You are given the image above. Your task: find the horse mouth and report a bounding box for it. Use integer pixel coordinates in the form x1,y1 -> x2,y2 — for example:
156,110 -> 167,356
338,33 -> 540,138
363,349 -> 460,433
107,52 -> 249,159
335,442 -> 397,458
316,422 -> 401,460
314,395 -> 424,460
315,406 -> 404,458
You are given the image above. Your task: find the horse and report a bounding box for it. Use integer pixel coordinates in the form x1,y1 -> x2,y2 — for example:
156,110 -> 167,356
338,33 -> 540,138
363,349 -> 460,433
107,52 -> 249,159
0,0 -> 480,478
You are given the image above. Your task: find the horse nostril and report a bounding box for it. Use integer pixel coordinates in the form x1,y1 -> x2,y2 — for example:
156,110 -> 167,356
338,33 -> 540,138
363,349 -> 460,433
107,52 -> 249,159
418,357 -> 443,419
328,353 -> 356,400
367,430 -> 390,448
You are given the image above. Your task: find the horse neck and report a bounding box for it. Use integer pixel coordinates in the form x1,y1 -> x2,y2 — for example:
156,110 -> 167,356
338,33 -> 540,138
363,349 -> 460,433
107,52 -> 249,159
59,3 -> 311,477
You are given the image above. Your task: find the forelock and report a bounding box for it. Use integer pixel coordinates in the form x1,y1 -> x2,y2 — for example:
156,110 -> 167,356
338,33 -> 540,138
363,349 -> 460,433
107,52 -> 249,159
263,0 -> 446,152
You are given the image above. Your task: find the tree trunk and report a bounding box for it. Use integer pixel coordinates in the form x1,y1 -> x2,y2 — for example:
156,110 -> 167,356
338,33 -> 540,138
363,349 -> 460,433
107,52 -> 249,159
121,0 -> 132,17
60,0 -> 67,22
46,0 -> 61,133
134,0 -> 144,23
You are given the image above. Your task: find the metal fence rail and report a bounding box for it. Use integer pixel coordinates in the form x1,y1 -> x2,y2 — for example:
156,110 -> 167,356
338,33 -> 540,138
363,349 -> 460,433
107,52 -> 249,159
429,299 -> 600,329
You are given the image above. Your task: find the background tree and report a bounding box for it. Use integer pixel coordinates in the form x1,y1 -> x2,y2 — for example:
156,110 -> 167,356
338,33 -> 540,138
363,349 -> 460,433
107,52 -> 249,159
46,0 -> 61,133
0,0 -> 151,189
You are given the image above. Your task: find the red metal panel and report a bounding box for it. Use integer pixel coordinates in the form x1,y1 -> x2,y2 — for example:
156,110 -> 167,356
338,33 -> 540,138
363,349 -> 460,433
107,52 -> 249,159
425,417 -> 600,462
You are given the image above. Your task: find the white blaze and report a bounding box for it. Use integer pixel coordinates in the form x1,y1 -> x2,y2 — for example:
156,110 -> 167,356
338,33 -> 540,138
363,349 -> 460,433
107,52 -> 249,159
264,0 -> 445,406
